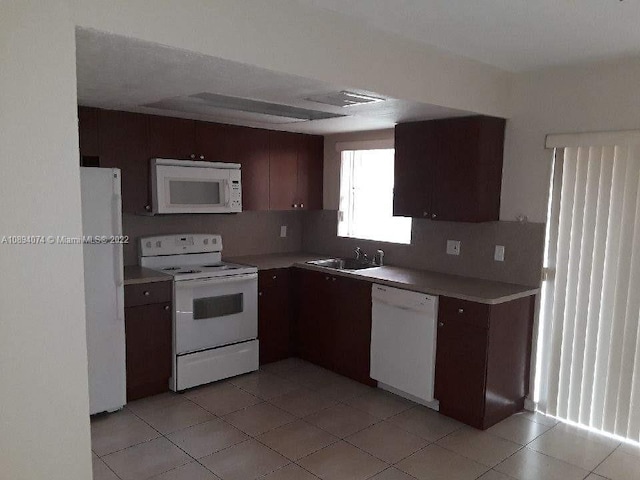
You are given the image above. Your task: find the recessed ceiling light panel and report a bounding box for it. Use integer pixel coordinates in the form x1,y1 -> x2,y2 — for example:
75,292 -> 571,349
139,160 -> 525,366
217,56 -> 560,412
305,90 -> 385,107
144,92 -> 346,123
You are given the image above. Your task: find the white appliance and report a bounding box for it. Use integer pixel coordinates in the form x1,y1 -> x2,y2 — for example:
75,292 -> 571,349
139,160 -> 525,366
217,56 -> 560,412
370,284 -> 439,406
139,234 -> 258,391
151,158 -> 242,214
81,167 -> 126,415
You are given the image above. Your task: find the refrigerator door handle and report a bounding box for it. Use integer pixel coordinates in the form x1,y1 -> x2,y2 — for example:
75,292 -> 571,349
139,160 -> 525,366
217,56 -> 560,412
111,171 -> 125,319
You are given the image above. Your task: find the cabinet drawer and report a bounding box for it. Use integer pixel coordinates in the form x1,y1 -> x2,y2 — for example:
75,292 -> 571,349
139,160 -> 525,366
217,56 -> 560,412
258,268 -> 290,290
438,296 -> 491,329
125,281 -> 172,307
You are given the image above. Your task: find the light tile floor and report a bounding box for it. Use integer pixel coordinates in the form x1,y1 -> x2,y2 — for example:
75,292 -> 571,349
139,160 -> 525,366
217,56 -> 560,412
91,358 -> 640,480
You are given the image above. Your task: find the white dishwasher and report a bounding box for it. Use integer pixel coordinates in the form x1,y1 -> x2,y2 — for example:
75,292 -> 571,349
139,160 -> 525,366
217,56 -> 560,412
370,284 -> 439,405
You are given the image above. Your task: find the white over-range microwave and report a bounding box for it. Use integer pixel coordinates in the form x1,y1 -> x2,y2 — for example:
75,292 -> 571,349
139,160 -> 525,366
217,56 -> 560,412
150,158 -> 242,214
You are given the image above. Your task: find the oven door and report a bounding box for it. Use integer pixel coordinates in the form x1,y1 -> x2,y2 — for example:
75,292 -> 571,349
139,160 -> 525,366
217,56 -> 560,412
153,164 -> 231,214
174,273 -> 257,355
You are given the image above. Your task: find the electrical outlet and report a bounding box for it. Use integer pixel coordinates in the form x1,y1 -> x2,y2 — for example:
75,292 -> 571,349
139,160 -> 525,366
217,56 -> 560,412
494,245 -> 505,262
446,240 -> 461,256
280,226 -> 287,238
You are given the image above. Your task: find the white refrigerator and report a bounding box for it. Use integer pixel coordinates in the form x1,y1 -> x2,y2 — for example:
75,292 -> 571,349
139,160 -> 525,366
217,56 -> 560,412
81,167 -> 126,415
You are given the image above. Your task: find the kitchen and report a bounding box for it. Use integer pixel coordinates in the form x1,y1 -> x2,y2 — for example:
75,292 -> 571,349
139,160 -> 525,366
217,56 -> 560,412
79,28 -> 544,479
5,2 -> 640,480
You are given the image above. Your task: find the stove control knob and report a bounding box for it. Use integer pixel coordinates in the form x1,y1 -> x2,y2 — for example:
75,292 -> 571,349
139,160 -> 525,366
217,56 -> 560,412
204,239 -> 209,245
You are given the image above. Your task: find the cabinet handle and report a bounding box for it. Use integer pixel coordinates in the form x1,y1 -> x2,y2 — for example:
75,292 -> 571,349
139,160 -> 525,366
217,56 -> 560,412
300,203 -> 304,208
423,211 -> 429,217
432,213 -> 437,219
258,292 -> 263,296
325,276 -> 330,281
331,277 -> 336,282
164,305 -> 170,311
143,291 -> 150,296
145,205 -> 151,211
458,308 -> 464,314
439,322 -> 444,327
190,154 -> 196,159
292,203 -> 299,208
199,155 -> 205,160
272,275 -> 277,280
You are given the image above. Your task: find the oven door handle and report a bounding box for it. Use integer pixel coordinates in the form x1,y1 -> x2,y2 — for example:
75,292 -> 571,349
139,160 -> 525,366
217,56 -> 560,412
175,273 -> 257,289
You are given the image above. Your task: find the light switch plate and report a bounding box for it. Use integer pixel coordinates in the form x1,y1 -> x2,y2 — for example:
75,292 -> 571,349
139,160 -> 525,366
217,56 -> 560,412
446,240 -> 461,256
280,226 -> 287,238
494,245 -> 505,262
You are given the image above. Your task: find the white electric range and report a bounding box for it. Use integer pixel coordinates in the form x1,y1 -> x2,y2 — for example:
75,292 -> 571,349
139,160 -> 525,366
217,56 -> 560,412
139,234 -> 258,391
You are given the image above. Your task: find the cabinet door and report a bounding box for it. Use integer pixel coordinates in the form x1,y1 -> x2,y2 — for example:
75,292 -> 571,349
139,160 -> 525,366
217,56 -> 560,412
98,110 -> 151,213
294,269 -> 335,368
393,122 -> 434,219
125,302 -> 172,401
431,116 -> 504,222
269,131 -> 299,210
296,135 -> 324,210
195,121 -> 231,161
435,305 -> 488,428
333,275 -> 374,385
148,115 -> 195,160
227,125 -> 270,211
78,106 -> 99,161
431,117 -> 481,222
258,269 -> 292,364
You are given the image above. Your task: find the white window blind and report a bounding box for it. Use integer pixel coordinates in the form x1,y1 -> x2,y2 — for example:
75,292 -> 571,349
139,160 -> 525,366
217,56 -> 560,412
537,136 -> 640,442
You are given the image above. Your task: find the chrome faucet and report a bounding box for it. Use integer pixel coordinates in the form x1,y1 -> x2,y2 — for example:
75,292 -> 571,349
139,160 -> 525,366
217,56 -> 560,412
374,249 -> 385,266
354,247 -> 368,262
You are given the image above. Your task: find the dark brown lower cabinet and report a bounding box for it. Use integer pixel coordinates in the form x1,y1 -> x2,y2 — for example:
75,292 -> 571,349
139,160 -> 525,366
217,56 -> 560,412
124,282 -> 172,401
294,268 -> 375,386
258,269 -> 293,364
435,295 -> 535,429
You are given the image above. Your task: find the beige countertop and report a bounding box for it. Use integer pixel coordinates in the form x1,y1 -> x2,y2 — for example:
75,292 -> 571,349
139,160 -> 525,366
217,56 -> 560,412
228,252 -> 539,305
227,252 -> 333,270
124,266 -> 172,285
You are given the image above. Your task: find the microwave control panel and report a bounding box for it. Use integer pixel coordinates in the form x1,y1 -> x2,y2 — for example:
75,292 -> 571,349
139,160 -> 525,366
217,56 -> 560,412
229,170 -> 242,210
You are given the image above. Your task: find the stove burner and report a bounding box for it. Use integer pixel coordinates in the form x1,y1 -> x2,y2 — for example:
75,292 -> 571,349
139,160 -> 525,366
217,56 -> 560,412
179,269 -> 202,274
163,267 -> 181,271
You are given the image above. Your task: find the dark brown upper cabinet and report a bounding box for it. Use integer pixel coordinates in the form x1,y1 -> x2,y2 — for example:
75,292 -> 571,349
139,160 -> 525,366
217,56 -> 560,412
97,109 -> 151,214
78,107 -> 323,214
393,116 -> 506,222
269,131 -> 300,211
148,115 -> 196,160
268,131 -> 324,211
297,134 -> 324,211
226,125 -> 270,211
195,121 -> 230,161
78,106 -> 99,161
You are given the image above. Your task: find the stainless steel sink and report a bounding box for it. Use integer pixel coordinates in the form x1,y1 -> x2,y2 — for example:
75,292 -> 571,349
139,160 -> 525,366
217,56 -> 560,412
307,258 -> 378,271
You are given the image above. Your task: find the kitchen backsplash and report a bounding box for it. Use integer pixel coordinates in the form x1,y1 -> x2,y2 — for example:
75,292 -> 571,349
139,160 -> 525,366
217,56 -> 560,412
123,209 -> 545,287
302,210 -> 545,287
122,211 -> 303,265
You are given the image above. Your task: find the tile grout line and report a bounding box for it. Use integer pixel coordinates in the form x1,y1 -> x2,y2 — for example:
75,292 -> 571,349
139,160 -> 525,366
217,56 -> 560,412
588,443 -> 619,478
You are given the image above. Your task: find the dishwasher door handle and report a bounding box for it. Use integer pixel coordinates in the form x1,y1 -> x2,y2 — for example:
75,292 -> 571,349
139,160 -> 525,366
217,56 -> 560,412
372,297 -> 433,313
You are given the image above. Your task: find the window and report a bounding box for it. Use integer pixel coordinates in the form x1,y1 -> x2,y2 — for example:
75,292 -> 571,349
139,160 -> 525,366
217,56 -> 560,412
338,148 -> 412,244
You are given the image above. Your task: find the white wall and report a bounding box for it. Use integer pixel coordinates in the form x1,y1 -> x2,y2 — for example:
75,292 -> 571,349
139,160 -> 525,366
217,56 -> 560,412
502,58 -> 640,223
0,1 -> 93,479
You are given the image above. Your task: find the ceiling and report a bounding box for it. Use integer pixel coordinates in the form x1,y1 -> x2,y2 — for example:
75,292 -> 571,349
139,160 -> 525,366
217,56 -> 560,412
75,29 -> 468,135
296,0 -> 640,72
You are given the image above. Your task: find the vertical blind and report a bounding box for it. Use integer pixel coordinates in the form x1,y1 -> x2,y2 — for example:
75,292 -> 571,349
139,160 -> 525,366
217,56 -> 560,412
538,133 -> 640,442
